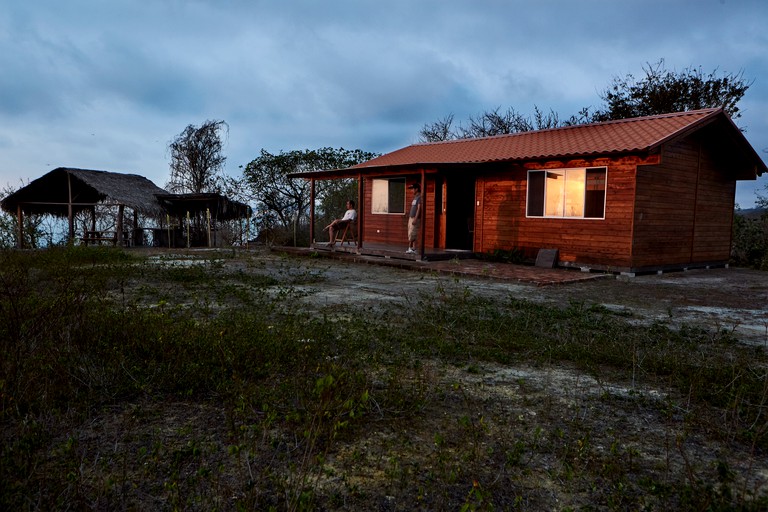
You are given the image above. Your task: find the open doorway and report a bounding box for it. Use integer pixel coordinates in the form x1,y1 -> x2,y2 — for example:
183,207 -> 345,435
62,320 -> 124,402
445,175 -> 476,250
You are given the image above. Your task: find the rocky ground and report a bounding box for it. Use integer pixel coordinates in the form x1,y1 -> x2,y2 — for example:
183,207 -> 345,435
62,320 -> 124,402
261,251 -> 768,347
11,248 -> 766,510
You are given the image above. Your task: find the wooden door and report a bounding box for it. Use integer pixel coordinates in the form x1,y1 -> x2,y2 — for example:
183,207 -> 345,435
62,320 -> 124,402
436,178 -> 447,248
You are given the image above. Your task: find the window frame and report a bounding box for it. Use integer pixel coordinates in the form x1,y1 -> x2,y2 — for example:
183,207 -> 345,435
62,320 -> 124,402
526,167 -> 607,219
371,178 -> 406,215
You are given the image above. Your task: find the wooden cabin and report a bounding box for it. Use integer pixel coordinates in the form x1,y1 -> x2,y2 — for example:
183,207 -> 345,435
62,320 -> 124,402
294,108 -> 766,274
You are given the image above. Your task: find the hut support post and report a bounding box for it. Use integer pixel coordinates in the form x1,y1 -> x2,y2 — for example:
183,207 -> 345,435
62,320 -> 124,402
207,208 -> 211,247
133,210 -> 139,246
117,204 -> 124,246
16,205 -> 23,249
67,171 -> 75,243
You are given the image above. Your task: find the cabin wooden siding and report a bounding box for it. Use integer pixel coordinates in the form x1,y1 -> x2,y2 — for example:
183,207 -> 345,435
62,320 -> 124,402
471,141 -> 737,271
631,135 -> 735,268
361,176 -> 438,248
351,132 -> 742,271
474,157 -> 642,268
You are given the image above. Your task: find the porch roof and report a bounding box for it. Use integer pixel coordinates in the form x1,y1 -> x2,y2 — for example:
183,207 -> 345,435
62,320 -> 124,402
155,193 -> 251,220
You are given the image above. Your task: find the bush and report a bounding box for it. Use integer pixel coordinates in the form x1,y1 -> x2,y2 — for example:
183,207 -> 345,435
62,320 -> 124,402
731,211 -> 768,268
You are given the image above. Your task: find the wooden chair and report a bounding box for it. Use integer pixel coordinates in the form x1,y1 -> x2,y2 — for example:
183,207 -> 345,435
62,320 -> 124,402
335,221 -> 358,247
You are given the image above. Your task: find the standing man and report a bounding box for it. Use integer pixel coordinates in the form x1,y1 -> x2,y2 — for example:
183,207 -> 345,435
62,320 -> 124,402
406,183 -> 421,254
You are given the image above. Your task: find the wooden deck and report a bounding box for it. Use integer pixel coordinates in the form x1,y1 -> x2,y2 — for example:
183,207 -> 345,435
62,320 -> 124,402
310,240 -> 475,262
277,244 -> 610,286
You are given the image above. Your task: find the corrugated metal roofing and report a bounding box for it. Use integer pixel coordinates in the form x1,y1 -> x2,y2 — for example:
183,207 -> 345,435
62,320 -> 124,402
351,108 -> 722,169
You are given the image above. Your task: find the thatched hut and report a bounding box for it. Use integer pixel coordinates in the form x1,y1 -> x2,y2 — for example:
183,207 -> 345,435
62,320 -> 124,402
1,167 -> 250,248
155,193 -> 252,247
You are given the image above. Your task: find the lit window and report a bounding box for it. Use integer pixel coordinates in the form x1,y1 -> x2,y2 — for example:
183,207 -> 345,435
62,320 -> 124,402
527,167 -> 606,218
372,178 -> 405,214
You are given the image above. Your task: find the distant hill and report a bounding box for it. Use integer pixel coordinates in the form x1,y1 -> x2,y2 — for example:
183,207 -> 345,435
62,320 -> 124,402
735,208 -> 766,219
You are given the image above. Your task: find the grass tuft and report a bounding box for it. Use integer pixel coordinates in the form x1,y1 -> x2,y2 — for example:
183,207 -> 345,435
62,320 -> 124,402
1,247 -> 766,510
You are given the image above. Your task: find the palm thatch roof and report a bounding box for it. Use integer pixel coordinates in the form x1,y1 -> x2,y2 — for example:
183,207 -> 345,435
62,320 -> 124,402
1,167 -> 169,217
155,193 -> 251,221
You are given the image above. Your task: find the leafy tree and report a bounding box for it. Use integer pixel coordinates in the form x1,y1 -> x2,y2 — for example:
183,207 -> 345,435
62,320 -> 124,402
166,120 -> 228,193
241,147 -> 378,245
591,59 -> 751,122
420,59 -> 751,142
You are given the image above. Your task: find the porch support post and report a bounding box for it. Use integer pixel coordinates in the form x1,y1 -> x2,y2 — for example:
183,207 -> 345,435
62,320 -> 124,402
16,205 -> 23,249
357,173 -> 363,250
419,170 -> 426,260
309,178 -> 316,245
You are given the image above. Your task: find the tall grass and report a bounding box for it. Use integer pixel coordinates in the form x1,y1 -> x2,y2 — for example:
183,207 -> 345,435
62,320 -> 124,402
1,247 -> 766,510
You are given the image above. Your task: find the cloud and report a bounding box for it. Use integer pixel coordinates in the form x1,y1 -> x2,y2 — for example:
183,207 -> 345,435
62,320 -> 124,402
0,0 -> 766,205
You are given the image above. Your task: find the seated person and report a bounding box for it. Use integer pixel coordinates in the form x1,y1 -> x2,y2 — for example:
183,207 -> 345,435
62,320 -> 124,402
323,200 -> 356,246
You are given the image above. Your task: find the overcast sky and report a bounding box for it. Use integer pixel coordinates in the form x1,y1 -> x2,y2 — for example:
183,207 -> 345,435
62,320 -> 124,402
1,0 -> 767,207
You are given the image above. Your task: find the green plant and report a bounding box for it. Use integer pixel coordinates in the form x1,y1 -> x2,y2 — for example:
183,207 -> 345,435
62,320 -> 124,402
478,247 -> 526,264
2,247 -> 768,510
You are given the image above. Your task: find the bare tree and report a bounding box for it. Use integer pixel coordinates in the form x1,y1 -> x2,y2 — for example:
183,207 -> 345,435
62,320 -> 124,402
166,120 -> 228,193
419,114 -> 456,142
460,107 -> 534,137
419,107 -> 563,142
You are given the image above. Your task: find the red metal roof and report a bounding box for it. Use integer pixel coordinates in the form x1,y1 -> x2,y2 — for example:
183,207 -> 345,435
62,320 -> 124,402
351,108 -> 723,169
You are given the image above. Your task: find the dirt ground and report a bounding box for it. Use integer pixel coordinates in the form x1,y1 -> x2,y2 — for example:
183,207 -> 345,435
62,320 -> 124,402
255,252 -> 768,507
16,249 -> 765,510
265,251 -> 768,347
175,250 -> 768,507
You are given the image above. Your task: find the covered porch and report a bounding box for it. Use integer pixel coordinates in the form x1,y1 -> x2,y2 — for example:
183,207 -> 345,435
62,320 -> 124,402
293,165 -> 478,262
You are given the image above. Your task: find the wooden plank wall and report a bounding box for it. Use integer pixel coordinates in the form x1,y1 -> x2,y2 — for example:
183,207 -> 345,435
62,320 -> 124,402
356,139 -> 737,270
691,152 -> 735,262
632,141 -> 698,267
632,135 -> 734,268
475,158 -> 639,267
361,177 -> 437,248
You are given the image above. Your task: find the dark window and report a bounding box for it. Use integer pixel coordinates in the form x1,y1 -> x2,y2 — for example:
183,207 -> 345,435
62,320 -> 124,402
527,171 -> 545,216
584,168 -> 606,218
